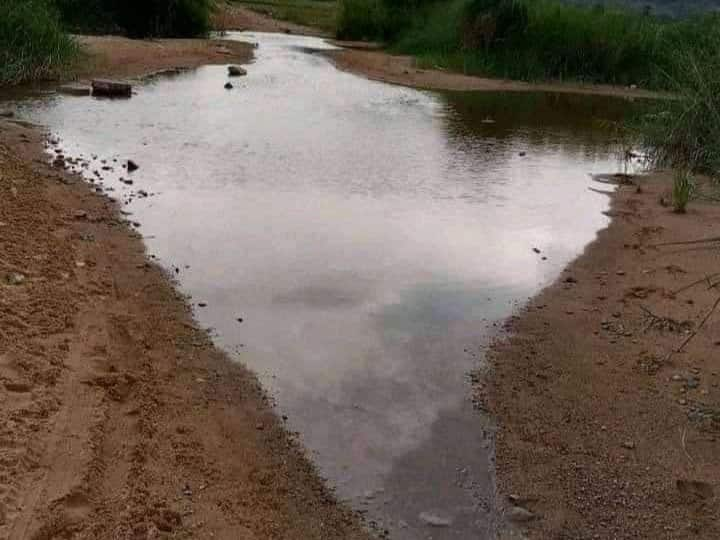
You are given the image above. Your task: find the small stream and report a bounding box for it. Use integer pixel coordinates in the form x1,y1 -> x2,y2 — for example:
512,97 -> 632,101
10,32 -> 641,539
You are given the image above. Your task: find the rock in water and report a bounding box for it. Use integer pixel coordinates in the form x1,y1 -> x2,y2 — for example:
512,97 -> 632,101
91,79 -> 132,98
228,65 -> 247,77
419,511 -> 453,527
224,82 -> 234,90
127,160 -> 139,172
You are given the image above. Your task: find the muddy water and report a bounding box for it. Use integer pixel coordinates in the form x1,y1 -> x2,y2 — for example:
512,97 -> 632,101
13,32 -> 640,539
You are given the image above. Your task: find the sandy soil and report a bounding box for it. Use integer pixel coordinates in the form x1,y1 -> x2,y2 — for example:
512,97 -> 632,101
326,48 -> 663,98
71,35 -> 254,81
0,42 -> 368,540
484,174 -> 720,539
213,3 -> 328,37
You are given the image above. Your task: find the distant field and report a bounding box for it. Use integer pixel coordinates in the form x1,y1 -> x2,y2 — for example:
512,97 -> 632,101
231,0 -> 338,32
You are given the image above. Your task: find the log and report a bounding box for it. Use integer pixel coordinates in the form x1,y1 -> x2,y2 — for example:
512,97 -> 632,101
91,79 -> 132,98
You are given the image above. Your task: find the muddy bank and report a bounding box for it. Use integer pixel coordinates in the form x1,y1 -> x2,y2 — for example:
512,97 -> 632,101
0,54 -> 368,540
485,174 -> 720,539
72,35 -> 253,81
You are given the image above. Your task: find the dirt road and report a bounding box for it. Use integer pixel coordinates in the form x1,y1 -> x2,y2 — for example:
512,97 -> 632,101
0,40 -> 368,540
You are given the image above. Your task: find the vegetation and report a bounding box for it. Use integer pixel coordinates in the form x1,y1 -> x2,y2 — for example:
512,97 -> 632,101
0,0 -> 79,85
55,0 -> 215,37
672,170 -> 695,212
638,31 -> 720,177
337,0 -> 720,89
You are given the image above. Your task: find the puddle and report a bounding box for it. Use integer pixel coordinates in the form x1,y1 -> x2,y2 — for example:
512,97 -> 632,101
10,32 -> 644,539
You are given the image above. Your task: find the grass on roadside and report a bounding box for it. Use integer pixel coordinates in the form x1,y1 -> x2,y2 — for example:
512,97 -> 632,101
0,0 -> 79,85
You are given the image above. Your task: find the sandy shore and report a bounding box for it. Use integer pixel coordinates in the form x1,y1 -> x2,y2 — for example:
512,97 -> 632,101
325,48 -> 663,98
0,40 -> 368,540
486,174 -> 720,539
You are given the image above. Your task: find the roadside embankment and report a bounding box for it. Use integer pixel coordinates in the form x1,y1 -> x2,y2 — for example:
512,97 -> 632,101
484,174 -> 720,539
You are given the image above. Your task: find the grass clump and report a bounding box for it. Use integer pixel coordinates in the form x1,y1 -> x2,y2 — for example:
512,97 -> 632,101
0,0 -> 79,85
672,170 -> 695,213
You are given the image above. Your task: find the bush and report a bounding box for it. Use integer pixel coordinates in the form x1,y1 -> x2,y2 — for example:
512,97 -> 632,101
337,0 -> 405,40
0,0 -> 78,85
53,0 -> 215,37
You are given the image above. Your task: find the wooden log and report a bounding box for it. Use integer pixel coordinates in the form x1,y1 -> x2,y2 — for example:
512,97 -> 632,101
91,79 -> 132,98
58,84 -> 91,96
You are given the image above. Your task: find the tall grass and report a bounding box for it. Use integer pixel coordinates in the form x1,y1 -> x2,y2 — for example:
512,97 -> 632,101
639,29 -> 720,176
337,0 -> 720,89
0,0 -> 79,85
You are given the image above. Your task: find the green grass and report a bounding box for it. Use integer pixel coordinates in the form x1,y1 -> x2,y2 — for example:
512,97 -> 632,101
637,30 -> 720,177
672,170 -> 695,212
337,0 -> 720,90
0,0 -> 79,85
233,0 -> 338,32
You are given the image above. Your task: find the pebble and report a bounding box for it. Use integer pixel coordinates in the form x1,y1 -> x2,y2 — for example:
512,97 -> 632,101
507,506 -> 536,523
419,511 -> 453,527
5,272 -> 26,286
622,441 -> 636,450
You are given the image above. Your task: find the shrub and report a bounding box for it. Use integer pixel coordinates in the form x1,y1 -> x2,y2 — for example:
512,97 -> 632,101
53,0 -> 215,37
0,0 -> 78,85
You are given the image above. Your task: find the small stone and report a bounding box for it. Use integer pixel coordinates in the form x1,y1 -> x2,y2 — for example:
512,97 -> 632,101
622,441 -> 636,450
224,82 -> 233,90
518,151 -> 527,157
507,506 -> 535,523
679,398 -> 688,405
564,276 -> 578,284
672,374 -> 684,382
686,377 -> 700,389
419,511 -> 452,527
127,159 -> 139,172
5,272 -> 26,286
198,302 -> 207,308
228,65 -> 247,77
74,210 -> 88,220
616,270 -> 626,276
255,422 -> 265,431
532,247 -> 541,254
75,261 -> 86,268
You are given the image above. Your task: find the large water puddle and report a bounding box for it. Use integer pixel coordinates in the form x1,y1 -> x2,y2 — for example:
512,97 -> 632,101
11,32 -> 641,539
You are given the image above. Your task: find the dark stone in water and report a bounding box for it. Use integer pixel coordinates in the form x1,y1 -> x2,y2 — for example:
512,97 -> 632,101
224,82 -> 234,90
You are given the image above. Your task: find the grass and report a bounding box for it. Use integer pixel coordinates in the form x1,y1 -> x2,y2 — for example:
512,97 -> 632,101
337,0 -> 720,90
0,0 -> 79,85
232,0 -> 338,32
672,170 -> 695,212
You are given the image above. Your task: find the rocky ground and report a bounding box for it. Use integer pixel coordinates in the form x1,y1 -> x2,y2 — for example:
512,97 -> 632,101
485,174 -> 720,539
0,38 -> 369,540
